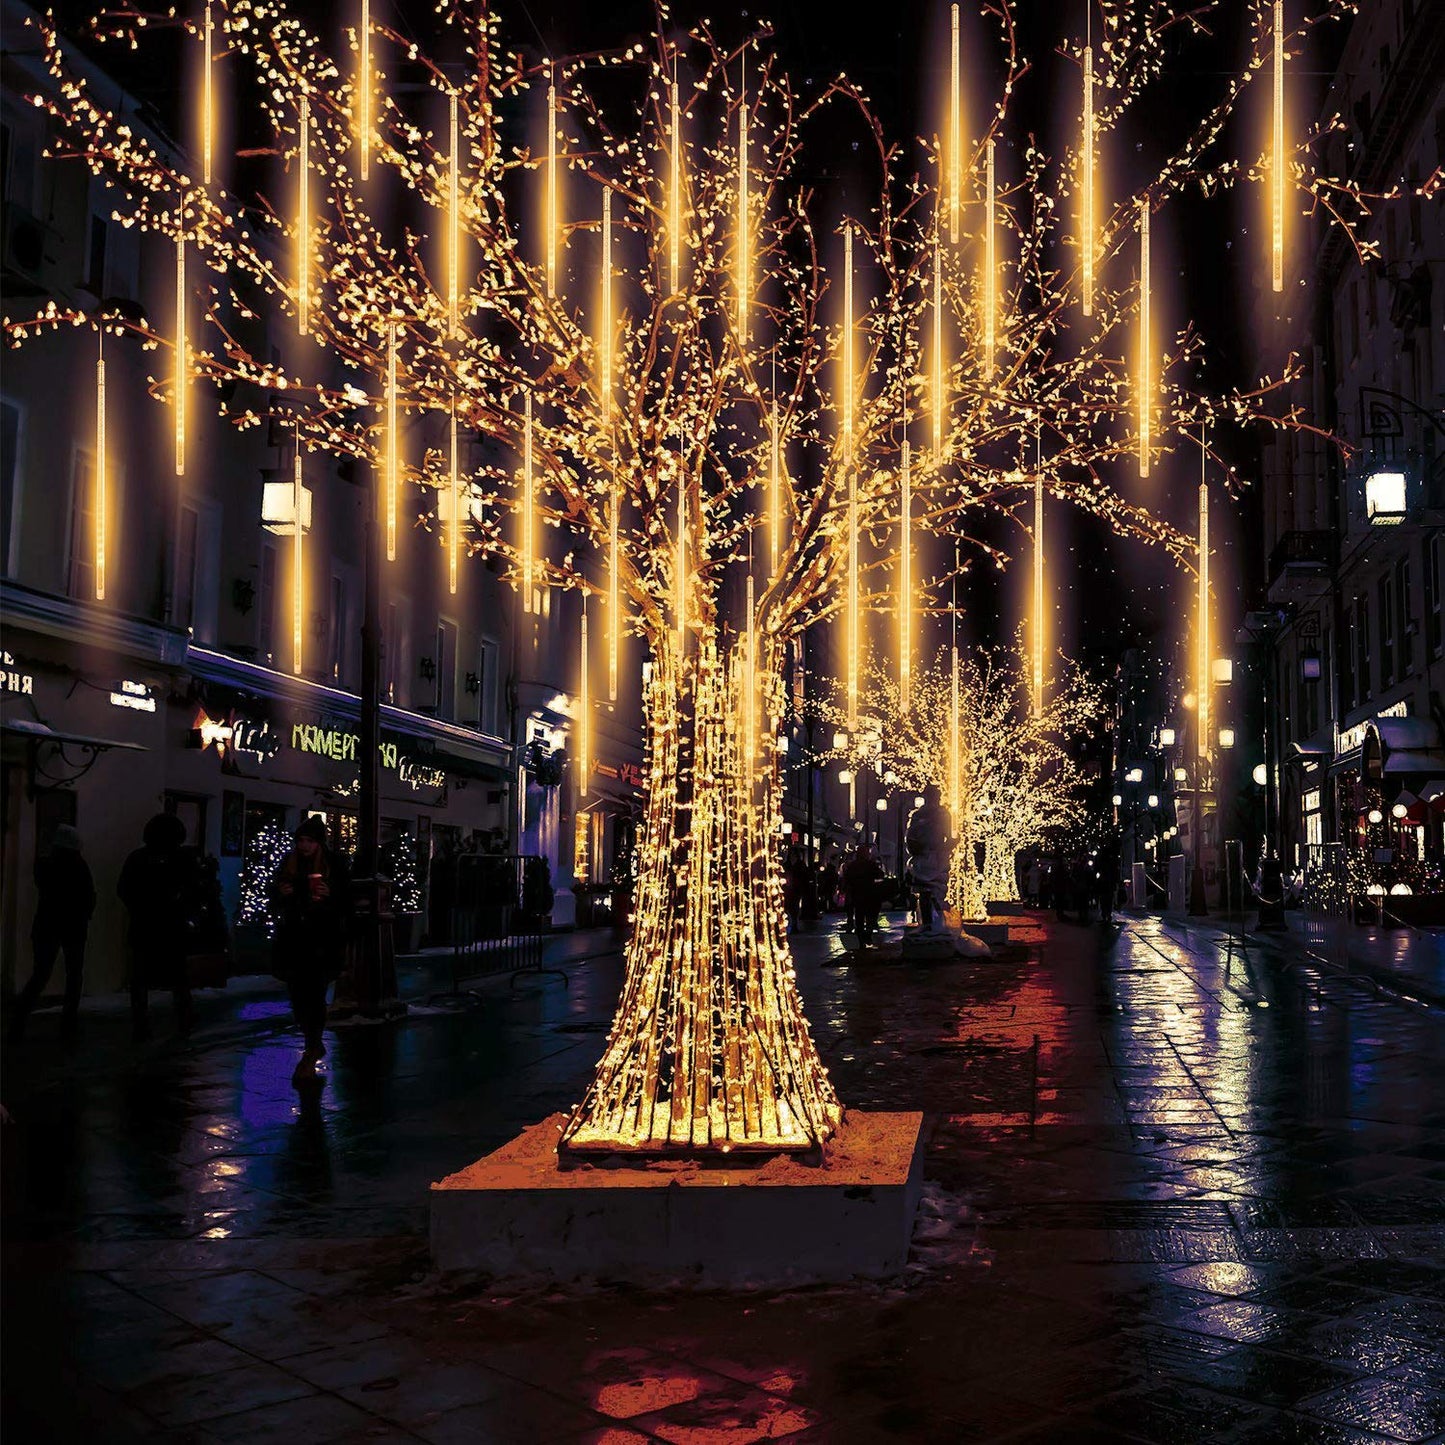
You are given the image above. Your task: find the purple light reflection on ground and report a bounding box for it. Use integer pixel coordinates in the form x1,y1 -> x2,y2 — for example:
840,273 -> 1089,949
237,1001 -> 292,1022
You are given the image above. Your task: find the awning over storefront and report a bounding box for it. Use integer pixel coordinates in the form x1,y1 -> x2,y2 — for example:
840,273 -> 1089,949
1420,779 -> 1445,808
2,719 -> 147,752
1330,716 -> 1445,778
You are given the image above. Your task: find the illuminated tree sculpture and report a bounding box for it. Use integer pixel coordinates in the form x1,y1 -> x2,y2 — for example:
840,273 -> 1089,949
828,645 -> 1104,919
6,0 -> 1386,1153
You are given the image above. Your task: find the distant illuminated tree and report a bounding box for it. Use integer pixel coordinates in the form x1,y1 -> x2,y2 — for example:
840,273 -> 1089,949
6,0 -> 1388,1153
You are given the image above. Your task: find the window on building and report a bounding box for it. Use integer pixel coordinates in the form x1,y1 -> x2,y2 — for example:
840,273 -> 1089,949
258,545 -> 277,663
1426,535 -> 1442,658
1397,558 -> 1413,673
328,574 -> 346,683
1355,594 -> 1371,702
470,640 -> 496,732
1378,574 -> 1394,689
173,505 -> 199,630
67,450 -> 95,600
1,398 -> 19,572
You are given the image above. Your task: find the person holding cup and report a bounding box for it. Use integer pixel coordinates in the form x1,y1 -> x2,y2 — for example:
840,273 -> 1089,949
271,815 -> 351,1087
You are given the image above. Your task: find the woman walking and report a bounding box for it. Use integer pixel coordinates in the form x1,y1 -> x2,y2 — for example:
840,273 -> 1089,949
271,817 -> 350,1088
10,825 -> 95,1044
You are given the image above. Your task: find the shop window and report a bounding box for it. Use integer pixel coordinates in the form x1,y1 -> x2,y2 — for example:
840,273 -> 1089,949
66,449 -> 95,600
1397,558 -> 1413,673
1378,574 -> 1394,688
174,505 -> 199,630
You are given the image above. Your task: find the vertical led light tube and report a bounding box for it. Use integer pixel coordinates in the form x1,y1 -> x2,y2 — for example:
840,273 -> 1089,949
1272,0 -> 1285,293
292,425 -> 304,676
744,572 -> 757,769
1032,467 -> 1044,717
448,89 -> 460,334
579,602 -> 590,798
933,237 -> 945,458
202,1 -> 214,186
737,55 -> 749,342
95,339 -> 106,601
844,224 -> 857,733
675,445 -> 686,657
448,400 -> 459,596
175,236 -> 186,476
297,92 -> 310,336
522,392 -> 534,613
546,67 -> 557,297
358,0 -> 370,180
769,394 -> 780,575
600,185 -> 618,701
949,4 -> 960,246
1198,452 -> 1210,762
669,69 -> 682,294
1082,43 -> 1095,316
983,139 -> 996,378
385,321 -> 398,561
1138,198 -> 1151,478
950,642 -> 961,822
900,439 -> 912,708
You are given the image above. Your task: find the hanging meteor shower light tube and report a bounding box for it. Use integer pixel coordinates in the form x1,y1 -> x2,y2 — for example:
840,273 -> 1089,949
1082,40 -> 1095,316
297,92 -> 310,336
95,336 -> 106,601
579,601 -> 590,798
744,571 -> 757,770
1198,440 -> 1210,762
522,392 -> 535,613
675,439 -> 687,657
546,65 -> 557,297
669,65 -> 682,294
1272,0 -> 1285,292
385,321 -> 398,562
737,54 -> 749,342
175,236 -> 186,476
900,438 -> 912,708
844,224 -> 858,735
448,399 -> 459,596
769,390 -> 781,575
202,1 -> 214,186
448,89 -> 460,335
983,139 -> 996,378
950,642 -> 961,823
1032,429 -> 1044,717
949,4 -> 961,246
933,235 -> 945,458
358,0 -> 370,180
601,184 -> 618,702
292,423 -> 305,676
1138,197 -> 1151,478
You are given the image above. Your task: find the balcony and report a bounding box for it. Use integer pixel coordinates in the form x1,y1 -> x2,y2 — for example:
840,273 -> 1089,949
1268,530 -> 1337,598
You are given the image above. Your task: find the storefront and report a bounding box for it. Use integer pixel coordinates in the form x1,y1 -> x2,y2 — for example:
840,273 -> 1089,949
175,648 -> 512,961
0,590 -> 189,993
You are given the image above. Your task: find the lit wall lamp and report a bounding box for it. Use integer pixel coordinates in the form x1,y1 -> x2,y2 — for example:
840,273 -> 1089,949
1126,766 -> 1144,783
464,672 -> 481,695
833,730 -> 849,750
261,478 -> 314,533
1391,802 -> 1409,820
1212,658 -> 1234,684
875,797 -> 888,812
838,768 -> 853,784
1147,793 -> 1160,808
1252,763 -> 1268,786
1175,767 -> 1189,782
1365,469 -> 1407,524
1301,650 -> 1322,681
1111,792 -> 1123,806
1158,727 -> 1176,746
1218,728 -> 1236,748
1367,807 -> 1384,824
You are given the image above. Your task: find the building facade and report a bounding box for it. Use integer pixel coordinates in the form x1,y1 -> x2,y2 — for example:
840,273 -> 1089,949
1257,0 -> 1444,901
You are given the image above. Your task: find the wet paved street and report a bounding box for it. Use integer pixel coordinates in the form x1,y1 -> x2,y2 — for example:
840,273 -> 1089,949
4,914 -> 1445,1443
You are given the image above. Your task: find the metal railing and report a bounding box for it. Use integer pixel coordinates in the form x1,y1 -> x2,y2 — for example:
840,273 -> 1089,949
433,853 -> 560,998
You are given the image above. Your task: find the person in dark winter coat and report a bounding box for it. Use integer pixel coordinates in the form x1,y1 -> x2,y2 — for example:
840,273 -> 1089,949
10,825 -> 95,1043
842,843 -> 885,946
271,816 -> 351,1087
118,813 -> 194,1042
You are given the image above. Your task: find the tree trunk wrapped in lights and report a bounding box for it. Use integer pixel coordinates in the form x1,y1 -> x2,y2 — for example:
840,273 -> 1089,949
565,644 -> 839,1152
8,1 -> 1391,1155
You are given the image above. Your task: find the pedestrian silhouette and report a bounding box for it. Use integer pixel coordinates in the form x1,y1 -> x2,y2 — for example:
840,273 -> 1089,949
271,816 -> 351,1088
118,813 -> 195,1042
10,824 -> 95,1044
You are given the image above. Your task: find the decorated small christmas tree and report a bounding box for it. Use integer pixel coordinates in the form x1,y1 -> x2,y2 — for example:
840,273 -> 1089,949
237,822 -> 292,937
379,834 -> 423,915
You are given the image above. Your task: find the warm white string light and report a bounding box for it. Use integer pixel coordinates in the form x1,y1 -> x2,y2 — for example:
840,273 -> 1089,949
358,0 -> 370,181
448,88 -> 460,334
933,232 -> 945,458
385,320 -> 397,561
448,397 -> 459,595
1032,425 -> 1044,717
669,63 -> 682,294
579,600 -> 590,797
522,391 -> 534,612
546,64 -> 557,297
201,0 -> 214,187
292,422 -> 304,675
1081,38 -> 1095,316
769,385 -> 781,576
983,138 -> 996,378
601,183 -> 618,701
900,438 -> 912,708
675,435 -> 687,656
949,3 -> 961,246
843,224 -> 858,737
1272,0 -> 1285,292
737,51 -> 749,343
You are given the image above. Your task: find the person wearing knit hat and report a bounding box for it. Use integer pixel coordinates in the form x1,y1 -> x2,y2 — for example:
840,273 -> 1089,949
10,824 -> 96,1045
270,815 -> 352,1087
